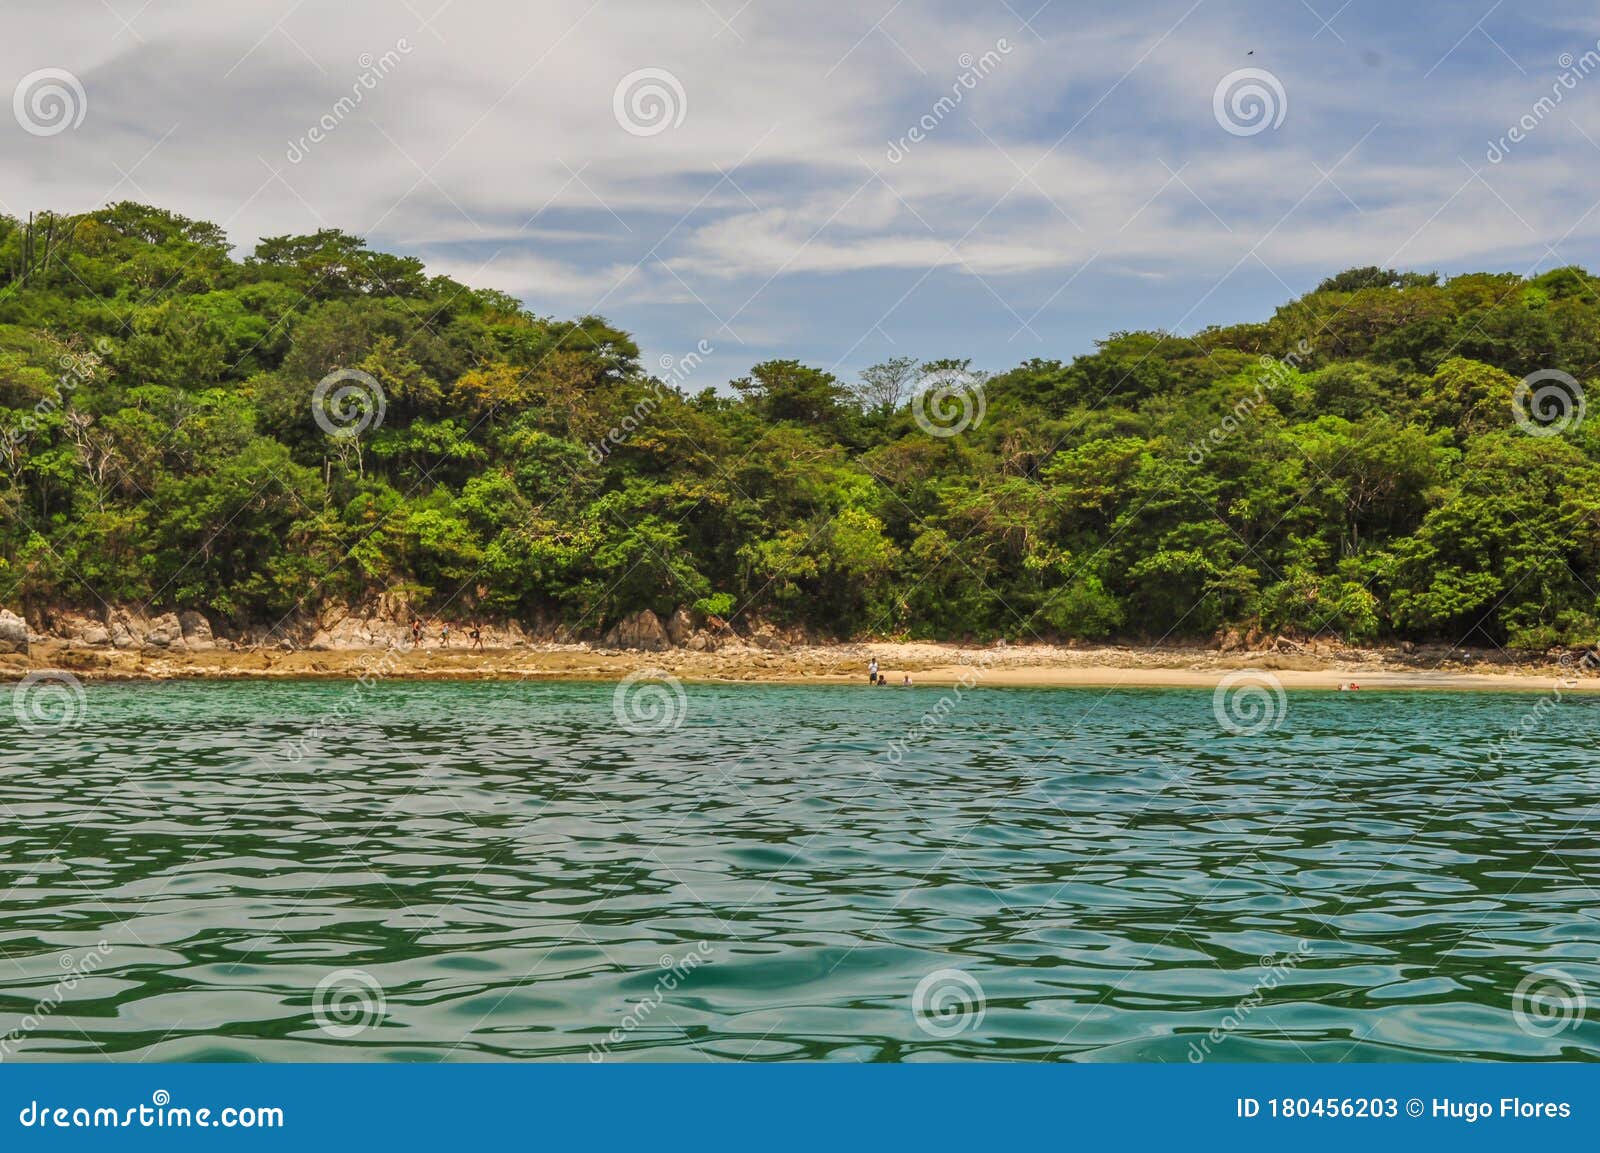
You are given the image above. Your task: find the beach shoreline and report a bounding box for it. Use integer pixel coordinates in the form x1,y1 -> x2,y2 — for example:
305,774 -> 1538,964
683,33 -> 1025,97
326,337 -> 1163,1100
6,638 -> 1597,692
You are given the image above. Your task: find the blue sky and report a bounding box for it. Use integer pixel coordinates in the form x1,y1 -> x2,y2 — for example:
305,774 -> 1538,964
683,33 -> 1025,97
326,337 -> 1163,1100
4,0 -> 1600,387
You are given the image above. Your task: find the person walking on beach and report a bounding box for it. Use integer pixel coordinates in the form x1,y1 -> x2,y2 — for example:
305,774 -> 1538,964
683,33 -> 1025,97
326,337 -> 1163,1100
440,623 -> 450,647
470,625 -> 483,651
410,618 -> 423,647
868,657 -> 879,685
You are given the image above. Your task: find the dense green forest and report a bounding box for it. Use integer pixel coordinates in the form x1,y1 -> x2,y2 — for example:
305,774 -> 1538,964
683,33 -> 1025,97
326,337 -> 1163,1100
2,202 -> 1599,648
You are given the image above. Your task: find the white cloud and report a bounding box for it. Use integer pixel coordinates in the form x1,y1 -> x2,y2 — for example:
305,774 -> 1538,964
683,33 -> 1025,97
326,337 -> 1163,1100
1,0 -> 1598,377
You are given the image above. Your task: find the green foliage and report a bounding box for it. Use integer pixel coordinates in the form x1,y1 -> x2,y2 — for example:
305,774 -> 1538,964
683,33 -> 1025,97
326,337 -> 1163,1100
693,592 -> 736,619
3,209 -> 1598,645
1316,266 -> 1439,294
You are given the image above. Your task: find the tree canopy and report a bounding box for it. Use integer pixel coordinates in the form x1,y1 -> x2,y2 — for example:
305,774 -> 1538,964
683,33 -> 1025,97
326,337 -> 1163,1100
3,201 -> 1598,649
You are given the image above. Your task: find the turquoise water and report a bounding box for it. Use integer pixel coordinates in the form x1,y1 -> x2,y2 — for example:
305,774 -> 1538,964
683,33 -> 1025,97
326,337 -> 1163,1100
1,679 -> 1597,1062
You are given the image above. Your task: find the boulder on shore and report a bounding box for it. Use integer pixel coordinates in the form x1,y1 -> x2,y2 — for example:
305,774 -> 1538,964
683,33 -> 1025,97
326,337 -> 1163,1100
57,611 -> 110,649
106,609 -> 143,650
0,609 -> 29,654
743,616 -> 788,651
603,609 -> 670,651
665,607 -> 697,646
142,612 -> 185,650
179,611 -> 216,650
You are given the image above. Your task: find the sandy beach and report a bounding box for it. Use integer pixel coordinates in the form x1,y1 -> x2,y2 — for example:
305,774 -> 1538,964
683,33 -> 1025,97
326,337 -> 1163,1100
6,637 -> 1597,692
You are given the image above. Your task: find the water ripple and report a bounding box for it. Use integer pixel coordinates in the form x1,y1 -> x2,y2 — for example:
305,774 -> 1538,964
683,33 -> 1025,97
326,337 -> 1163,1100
0,681 -> 1597,1062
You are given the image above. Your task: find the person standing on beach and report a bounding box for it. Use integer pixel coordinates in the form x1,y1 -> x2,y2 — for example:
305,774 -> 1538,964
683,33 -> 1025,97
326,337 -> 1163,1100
410,618 -> 423,647
440,623 -> 450,647
868,657 -> 879,684
470,625 -> 482,651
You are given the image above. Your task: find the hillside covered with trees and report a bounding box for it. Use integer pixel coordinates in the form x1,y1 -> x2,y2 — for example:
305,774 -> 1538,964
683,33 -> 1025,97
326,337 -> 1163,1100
3,202 -> 1599,650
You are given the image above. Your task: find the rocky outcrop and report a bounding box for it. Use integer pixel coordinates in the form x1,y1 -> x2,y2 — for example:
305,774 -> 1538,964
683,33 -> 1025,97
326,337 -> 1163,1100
746,619 -> 787,651
305,604 -> 537,650
53,611 -> 111,649
603,609 -> 671,651
106,609 -> 142,649
308,607 -> 409,651
178,611 -> 216,650
142,612 -> 185,650
631,605 -> 796,653
25,607 -> 222,651
0,609 -> 29,654
11,598 -> 828,655
1215,624 -> 1311,655
664,607 -> 696,647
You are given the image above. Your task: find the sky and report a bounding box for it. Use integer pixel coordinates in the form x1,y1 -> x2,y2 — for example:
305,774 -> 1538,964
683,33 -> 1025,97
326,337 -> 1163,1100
3,0 -> 1599,387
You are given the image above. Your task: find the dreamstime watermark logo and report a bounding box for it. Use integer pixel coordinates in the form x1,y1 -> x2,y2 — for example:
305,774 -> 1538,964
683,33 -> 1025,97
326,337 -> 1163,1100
11,670 -> 87,732
588,339 -> 713,464
3,337 -> 112,450
16,1090 -> 283,1130
1186,339 -> 1312,464
613,68 -> 686,137
912,367 -> 986,438
1512,968 -> 1587,1037
312,968 -> 386,1038
587,942 -> 714,1061
1485,650 -> 1598,769
612,669 -> 688,734
13,68 -> 87,137
1212,68 -> 1287,136
885,38 -> 1013,162
1512,369 -> 1585,437
1187,942 -> 1311,1061
911,967 -> 985,1038
1488,43 -> 1600,163
312,368 -> 387,437
0,942 -> 113,1061
281,647 -> 402,763
1212,670 -> 1287,736
286,39 -> 414,163
885,651 -> 998,763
